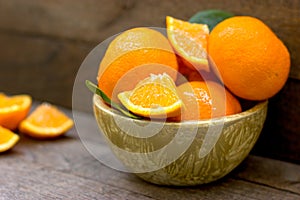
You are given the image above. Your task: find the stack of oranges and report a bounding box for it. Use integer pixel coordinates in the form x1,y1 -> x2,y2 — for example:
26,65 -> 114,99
97,15 -> 290,121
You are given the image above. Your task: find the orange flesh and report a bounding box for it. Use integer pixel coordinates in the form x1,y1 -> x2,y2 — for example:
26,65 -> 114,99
129,83 -> 179,108
166,16 -> 209,71
0,126 -> 15,143
26,104 -> 71,128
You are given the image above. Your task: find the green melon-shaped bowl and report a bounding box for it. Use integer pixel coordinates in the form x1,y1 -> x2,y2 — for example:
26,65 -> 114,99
93,95 -> 267,186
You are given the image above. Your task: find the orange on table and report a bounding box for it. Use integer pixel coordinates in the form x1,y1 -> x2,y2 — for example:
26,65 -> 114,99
208,16 -> 290,100
0,125 -> 19,153
0,94 -> 32,130
166,16 -> 210,71
19,103 -> 74,139
174,81 -> 241,121
97,27 -> 179,101
118,73 -> 182,118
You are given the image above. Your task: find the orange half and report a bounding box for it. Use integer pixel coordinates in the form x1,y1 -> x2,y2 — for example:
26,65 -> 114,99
166,16 -> 210,71
19,103 -> 74,139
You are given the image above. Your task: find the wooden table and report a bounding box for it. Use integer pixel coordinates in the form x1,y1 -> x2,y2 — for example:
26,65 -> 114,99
1,103 -> 300,200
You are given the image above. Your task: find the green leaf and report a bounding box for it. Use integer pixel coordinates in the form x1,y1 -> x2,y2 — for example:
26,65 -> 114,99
85,80 -> 142,119
189,9 -> 234,31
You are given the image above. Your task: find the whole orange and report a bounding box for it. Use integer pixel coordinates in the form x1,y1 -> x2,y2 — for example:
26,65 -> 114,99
208,16 -> 290,100
174,81 -> 241,121
97,28 -> 178,100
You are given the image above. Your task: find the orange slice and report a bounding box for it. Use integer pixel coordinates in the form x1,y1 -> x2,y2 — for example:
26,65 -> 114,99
0,125 -> 20,152
0,94 -> 32,130
118,73 -> 182,118
166,16 -> 210,71
19,103 -> 74,139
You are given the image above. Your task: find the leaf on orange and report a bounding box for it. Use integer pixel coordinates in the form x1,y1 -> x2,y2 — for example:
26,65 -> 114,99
166,16 -> 210,71
19,103 -> 74,139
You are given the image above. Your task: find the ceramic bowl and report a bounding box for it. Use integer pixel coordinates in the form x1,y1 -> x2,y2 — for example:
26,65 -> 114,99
93,95 -> 267,186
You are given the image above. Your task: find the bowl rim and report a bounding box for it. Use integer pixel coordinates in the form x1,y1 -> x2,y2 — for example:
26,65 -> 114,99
93,94 -> 268,125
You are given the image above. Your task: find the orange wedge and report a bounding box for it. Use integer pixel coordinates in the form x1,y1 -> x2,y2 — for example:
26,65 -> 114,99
0,94 -> 32,130
19,103 -> 74,139
166,16 -> 210,71
0,125 -> 20,152
118,73 -> 182,118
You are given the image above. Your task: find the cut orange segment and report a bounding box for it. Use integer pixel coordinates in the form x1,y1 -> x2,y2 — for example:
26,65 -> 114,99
19,103 -> 74,139
0,125 -> 20,152
0,94 -> 32,130
166,16 -> 210,71
118,73 -> 182,118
